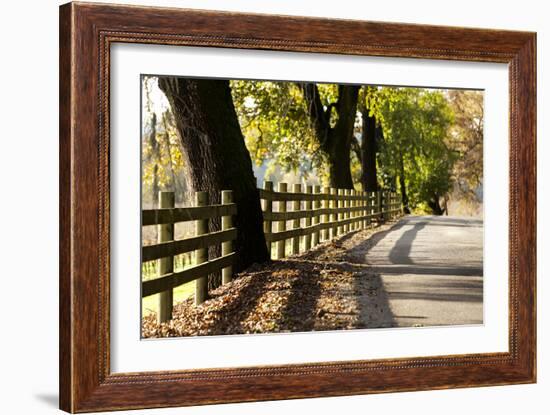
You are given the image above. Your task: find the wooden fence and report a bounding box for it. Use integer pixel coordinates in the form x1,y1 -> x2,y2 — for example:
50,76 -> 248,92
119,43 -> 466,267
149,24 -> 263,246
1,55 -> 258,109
141,190 -> 237,322
142,184 -> 401,322
260,181 -> 401,259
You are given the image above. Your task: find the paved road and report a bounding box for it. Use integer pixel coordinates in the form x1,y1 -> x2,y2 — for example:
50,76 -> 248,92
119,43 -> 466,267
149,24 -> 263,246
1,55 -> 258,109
144,214 -> 484,337
360,215 -> 483,327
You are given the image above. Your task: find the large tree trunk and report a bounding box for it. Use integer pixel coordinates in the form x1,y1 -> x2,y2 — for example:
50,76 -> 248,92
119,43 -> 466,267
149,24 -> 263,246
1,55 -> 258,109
398,154 -> 411,214
326,127 -> 354,188
360,109 -> 379,192
300,83 -> 359,189
158,77 -> 269,289
428,194 -> 444,215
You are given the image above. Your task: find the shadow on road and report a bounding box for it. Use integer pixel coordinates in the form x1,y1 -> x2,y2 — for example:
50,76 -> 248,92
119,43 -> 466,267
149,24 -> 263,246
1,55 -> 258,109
388,290 -> 482,303
368,264 -> 482,277
344,220 -> 409,261
388,219 -> 427,264
352,271 -> 396,329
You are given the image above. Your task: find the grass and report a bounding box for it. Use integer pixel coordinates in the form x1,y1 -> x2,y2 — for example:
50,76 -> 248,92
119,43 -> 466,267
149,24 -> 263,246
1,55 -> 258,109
142,281 -> 195,318
141,252 -> 196,317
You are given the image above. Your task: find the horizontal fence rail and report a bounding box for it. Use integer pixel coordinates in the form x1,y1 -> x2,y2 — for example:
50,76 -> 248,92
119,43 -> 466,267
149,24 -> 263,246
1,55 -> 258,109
142,190 -> 236,323
142,203 -> 237,226
261,181 -> 401,259
142,183 -> 402,323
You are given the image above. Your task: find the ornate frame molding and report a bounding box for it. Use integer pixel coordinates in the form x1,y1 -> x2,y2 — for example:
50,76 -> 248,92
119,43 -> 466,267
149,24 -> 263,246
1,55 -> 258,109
60,2 -> 536,412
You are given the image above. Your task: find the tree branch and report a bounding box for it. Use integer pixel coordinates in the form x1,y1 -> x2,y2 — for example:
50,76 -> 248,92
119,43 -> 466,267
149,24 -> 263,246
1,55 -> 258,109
297,82 -> 330,149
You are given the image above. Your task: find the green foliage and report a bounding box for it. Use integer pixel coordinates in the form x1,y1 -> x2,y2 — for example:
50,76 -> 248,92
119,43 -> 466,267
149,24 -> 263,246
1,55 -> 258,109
148,76 -> 480,216
367,87 -> 457,212
231,80 -> 327,180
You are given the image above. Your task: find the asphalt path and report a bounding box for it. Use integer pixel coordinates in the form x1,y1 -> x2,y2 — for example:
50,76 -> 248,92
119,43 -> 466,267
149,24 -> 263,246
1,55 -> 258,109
361,215 -> 484,327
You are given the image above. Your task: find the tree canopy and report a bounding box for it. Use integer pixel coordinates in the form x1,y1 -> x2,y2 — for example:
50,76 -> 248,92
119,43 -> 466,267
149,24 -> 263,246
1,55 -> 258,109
144,76 -> 483,216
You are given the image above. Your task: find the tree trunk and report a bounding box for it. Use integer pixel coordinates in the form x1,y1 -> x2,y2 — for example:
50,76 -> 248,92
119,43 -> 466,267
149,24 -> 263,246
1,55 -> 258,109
398,154 -> 411,214
158,77 -> 269,289
360,109 -> 378,192
326,128 -> 354,188
428,194 -> 444,215
300,83 -> 359,189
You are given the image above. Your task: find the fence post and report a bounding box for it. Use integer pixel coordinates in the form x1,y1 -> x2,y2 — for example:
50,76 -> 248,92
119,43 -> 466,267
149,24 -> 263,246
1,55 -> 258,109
312,185 -> 321,246
349,189 -> 354,231
276,182 -> 287,259
367,192 -> 373,227
348,190 -> 355,232
263,181 -> 273,259
315,185 -> 330,244
382,191 -> 388,222
386,191 -> 391,221
352,190 -> 356,230
362,191 -> 367,229
376,190 -> 382,222
304,185 -> 312,250
311,184 -> 322,244
383,191 -> 388,221
344,189 -> 351,233
322,186 -> 330,241
358,191 -> 362,230
157,191 -> 174,323
337,189 -> 344,235
358,191 -> 362,229
351,189 -> 361,230
396,192 -> 400,218
195,191 -> 208,305
330,188 -> 337,239
291,183 -> 301,255
357,191 -> 362,230
221,190 -> 233,285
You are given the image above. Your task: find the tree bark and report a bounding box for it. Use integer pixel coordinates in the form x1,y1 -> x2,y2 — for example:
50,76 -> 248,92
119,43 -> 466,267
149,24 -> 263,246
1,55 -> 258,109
428,193 -> 444,215
398,154 -> 411,214
158,77 -> 269,289
300,83 -> 359,189
360,108 -> 379,192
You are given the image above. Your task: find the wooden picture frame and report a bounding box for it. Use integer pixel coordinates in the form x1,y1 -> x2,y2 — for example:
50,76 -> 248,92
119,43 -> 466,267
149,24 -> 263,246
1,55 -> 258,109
59,2 -> 536,412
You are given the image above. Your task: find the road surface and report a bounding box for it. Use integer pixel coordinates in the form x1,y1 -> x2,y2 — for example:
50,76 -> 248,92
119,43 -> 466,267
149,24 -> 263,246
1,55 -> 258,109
143,214 -> 484,337
357,215 -> 483,327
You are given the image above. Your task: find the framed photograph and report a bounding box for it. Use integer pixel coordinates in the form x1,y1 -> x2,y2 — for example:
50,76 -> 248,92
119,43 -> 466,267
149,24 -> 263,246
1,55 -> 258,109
59,2 -> 536,412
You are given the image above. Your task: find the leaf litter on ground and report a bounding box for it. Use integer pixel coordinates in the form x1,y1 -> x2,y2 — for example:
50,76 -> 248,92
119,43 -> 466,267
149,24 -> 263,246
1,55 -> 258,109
142,220 -> 399,338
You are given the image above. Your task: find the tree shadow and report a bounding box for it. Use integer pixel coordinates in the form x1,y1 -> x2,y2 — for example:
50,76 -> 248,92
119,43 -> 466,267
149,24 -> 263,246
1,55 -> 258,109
169,265 -> 278,336
368,264 -> 482,277
352,270 -> 396,329
266,258 -> 397,332
420,216 -> 483,226
274,263 -> 322,332
198,260 -> 323,335
346,215 -> 483,328
387,290 -> 482,303
415,222 -> 481,228
388,219 -> 427,264
344,219 -> 408,262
